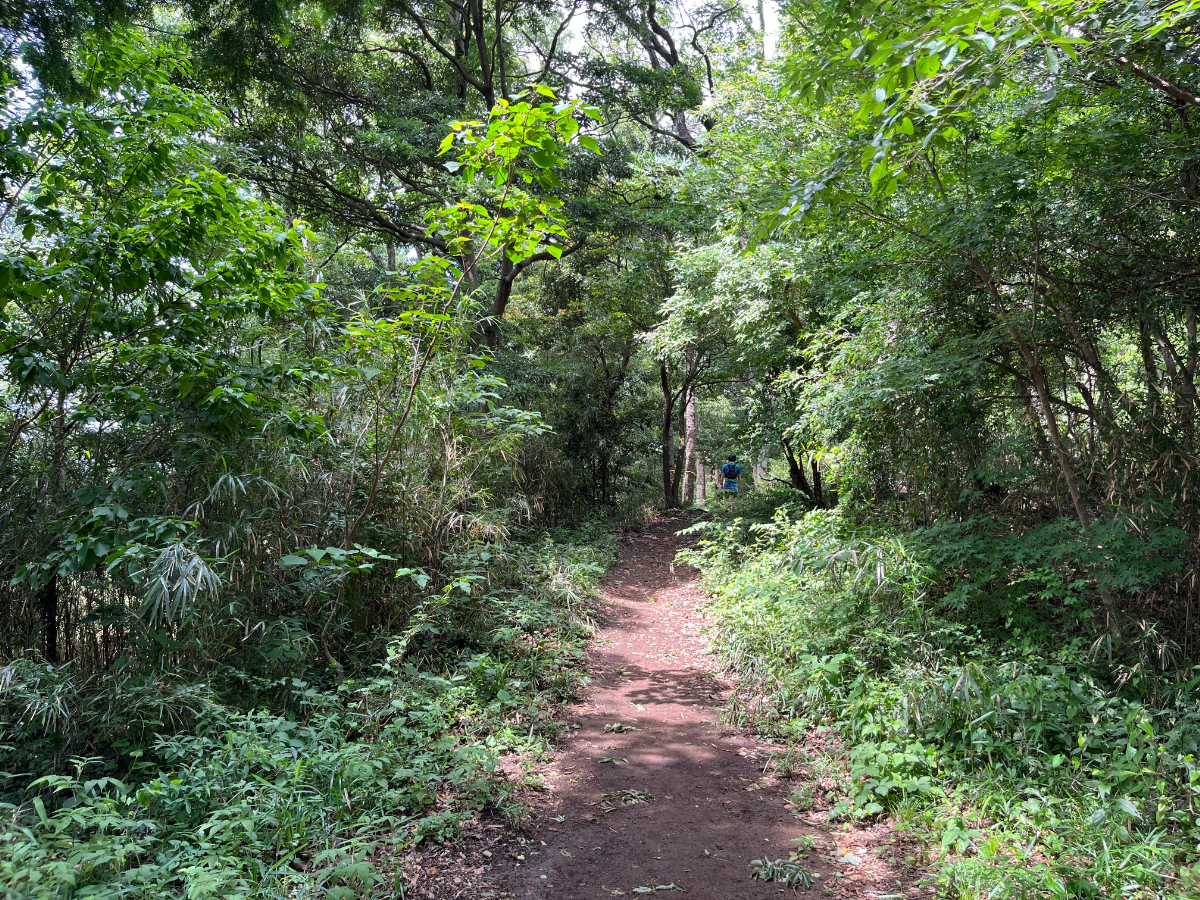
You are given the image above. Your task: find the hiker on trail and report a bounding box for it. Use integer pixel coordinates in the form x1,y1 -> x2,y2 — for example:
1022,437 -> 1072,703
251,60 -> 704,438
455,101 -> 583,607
720,455 -> 741,495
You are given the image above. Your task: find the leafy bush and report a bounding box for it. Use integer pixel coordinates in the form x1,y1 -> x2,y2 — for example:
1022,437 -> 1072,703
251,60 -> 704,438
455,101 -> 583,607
685,506 -> 1200,898
0,525 -> 614,898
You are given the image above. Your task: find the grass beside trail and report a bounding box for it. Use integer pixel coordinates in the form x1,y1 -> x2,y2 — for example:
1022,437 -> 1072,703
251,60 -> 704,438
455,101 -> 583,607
0,523 -> 615,899
682,497 -> 1200,900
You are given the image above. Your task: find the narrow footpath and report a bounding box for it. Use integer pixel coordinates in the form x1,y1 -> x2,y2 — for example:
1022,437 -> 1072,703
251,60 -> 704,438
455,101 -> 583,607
436,514 -> 920,899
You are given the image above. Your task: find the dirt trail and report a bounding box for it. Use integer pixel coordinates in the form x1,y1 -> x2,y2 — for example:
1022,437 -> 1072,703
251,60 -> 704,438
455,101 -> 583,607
477,513 -> 918,899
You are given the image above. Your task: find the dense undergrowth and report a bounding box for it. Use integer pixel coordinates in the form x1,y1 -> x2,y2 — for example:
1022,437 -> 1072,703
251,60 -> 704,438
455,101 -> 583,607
0,523 -> 614,899
684,494 -> 1200,899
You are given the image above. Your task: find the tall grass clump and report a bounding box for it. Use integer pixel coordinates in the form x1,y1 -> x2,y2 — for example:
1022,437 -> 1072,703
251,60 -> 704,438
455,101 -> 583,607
0,524 -> 615,899
683,504 -> 1200,899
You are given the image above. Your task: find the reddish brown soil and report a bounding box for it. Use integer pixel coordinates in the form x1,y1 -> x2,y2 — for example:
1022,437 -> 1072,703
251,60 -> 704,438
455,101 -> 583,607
412,513 -> 923,899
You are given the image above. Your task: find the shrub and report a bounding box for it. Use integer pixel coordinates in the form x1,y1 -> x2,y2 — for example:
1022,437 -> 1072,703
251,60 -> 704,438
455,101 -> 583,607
0,524 -> 614,898
685,507 -> 1200,898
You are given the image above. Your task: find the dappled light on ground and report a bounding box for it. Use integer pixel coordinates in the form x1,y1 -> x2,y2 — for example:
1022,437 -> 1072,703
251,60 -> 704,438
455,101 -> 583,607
480,513 -> 916,900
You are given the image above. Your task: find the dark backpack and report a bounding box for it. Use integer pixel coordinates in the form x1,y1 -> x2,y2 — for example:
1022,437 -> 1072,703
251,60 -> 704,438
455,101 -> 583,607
721,462 -> 740,479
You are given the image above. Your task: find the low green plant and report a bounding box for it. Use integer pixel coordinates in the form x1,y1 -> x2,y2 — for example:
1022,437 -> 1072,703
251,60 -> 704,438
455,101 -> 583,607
749,856 -> 816,888
686,506 -> 1200,898
0,524 -> 615,898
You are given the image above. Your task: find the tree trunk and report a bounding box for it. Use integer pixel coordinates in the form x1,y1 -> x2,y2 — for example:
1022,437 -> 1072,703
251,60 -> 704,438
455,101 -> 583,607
450,4 -> 469,106
42,386 -> 67,664
599,440 -> 610,504
39,575 -> 59,664
811,458 -> 824,508
1149,317 -> 1199,438
970,254 -> 1121,637
670,394 -> 686,504
783,439 -> 812,497
672,110 -> 695,146
1026,335 -> 1090,527
1140,313 -> 1162,399
1016,373 -> 1058,473
752,460 -> 766,489
481,255 -> 515,349
660,363 -> 677,508
971,257 -> 1092,526
684,385 -> 698,504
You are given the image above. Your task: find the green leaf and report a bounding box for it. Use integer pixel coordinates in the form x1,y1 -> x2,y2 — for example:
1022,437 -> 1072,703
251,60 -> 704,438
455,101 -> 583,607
1115,798 -> 1141,818
972,31 -> 996,51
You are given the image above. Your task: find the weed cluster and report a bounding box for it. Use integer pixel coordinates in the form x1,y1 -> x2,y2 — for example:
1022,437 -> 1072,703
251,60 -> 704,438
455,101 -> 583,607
683,506 -> 1200,898
0,524 -> 615,898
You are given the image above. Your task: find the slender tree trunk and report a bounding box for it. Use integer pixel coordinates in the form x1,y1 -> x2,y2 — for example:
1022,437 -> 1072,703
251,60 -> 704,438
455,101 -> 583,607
41,387 -> 68,664
1187,307 -> 1197,378
970,254 -> 1121,637
494,0 -> 508,100
1050,296 -> 1120,424
684,385 -> 698,504
660,363 -> 677,508
1017,319 -> 1092,528
971,257 -> 1092,526
1016,372 -> 1057,470
450,6 -> 469,106
1138,308 -> 1165,430
670,396 -> 686,504
1149,318 -> 1200,439
757,0 -> 767,57
470,0 -> 496,108
599,440 -> 610,504
40,575 -> 59,664
811,458 -> 824,508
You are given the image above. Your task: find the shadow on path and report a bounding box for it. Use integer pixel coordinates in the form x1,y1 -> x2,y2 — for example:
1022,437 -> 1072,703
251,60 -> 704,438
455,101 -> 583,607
481,513 -> 916,900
